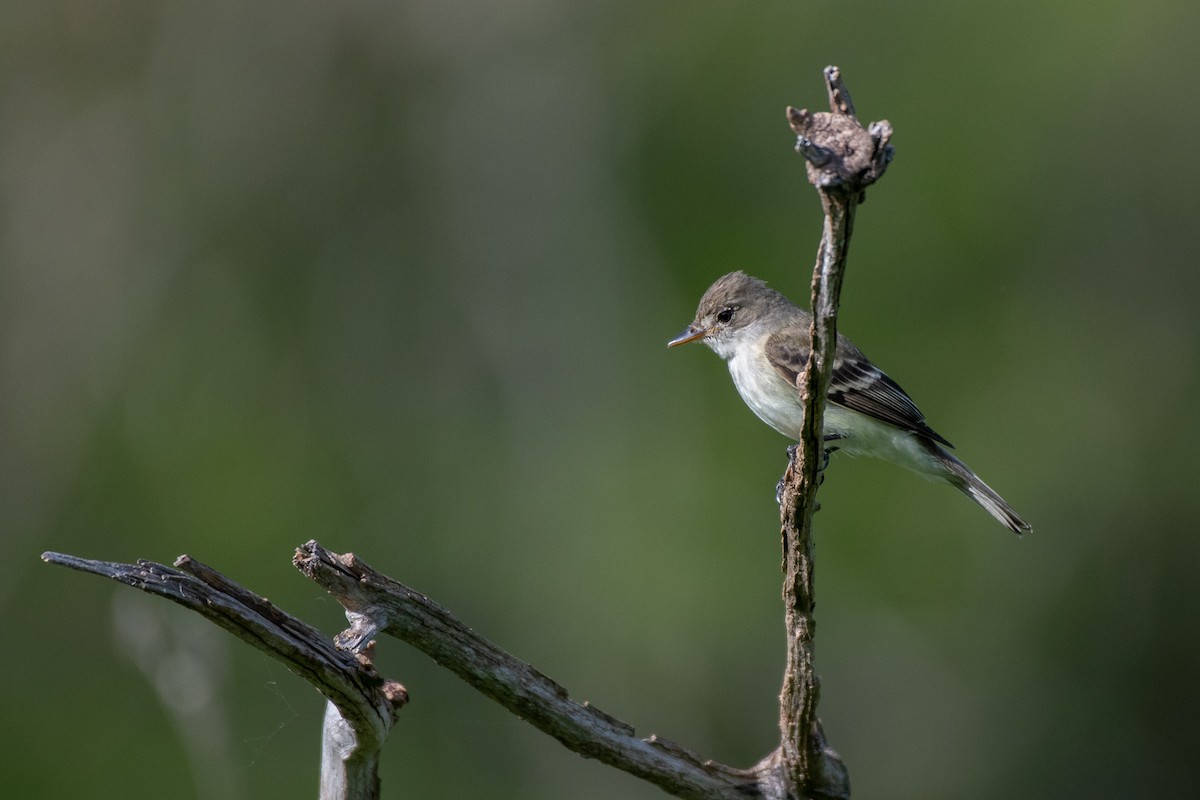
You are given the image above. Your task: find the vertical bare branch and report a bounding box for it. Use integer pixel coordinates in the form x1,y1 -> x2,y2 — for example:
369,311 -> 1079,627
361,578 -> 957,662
775,65 -> 894,800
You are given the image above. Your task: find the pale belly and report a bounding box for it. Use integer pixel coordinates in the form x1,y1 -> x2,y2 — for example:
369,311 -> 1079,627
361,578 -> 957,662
727,354 -> 943,478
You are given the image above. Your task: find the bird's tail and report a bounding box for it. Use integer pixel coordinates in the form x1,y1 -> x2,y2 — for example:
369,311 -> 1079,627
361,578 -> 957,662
926,442 -> 1031,535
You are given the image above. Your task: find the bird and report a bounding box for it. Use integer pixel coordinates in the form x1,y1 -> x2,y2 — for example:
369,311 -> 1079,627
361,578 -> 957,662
668,271 -> 1030,534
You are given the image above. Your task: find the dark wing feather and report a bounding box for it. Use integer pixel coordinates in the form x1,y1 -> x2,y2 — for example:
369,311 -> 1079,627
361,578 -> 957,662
828,357 -> 953,446
765,331 -> 953,448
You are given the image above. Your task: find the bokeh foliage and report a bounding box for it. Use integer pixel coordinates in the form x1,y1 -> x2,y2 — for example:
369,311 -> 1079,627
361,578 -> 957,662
4,2 -> 1200,798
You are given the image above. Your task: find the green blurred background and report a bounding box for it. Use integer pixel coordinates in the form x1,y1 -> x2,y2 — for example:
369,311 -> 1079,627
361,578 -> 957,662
5,2 -> 1199,798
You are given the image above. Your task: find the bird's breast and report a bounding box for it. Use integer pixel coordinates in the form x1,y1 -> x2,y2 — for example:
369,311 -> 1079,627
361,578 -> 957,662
727,347 -> 805,439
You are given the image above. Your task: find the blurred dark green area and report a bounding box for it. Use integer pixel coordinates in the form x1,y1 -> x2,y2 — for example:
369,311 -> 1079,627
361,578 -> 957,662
4,2 -> 1199,798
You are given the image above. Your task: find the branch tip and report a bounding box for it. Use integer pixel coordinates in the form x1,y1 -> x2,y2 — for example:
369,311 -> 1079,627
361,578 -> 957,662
786,67 -> 891,194
822,65 -> 856,118
383,680 -> 409,708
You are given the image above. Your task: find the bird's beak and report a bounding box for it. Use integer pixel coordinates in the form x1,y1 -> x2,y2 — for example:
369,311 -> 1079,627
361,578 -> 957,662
667,324 -> 707,348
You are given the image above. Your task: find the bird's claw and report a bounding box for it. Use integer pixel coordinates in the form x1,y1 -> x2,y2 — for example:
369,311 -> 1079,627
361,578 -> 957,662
776,442 -> 840,501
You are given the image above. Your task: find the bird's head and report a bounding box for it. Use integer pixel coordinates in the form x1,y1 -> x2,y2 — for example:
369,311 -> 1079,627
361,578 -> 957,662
668,271 -> 787,358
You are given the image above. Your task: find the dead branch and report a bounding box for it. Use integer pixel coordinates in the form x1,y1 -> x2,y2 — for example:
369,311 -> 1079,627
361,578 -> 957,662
42,67 -> 892,800
39,551 -> 407,800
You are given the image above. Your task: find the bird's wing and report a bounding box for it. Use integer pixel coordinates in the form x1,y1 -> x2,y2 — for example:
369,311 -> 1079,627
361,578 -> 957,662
764,331 -> 953,447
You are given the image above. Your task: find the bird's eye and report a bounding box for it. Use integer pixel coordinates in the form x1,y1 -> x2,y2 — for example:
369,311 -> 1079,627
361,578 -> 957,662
717,307 -> 735,324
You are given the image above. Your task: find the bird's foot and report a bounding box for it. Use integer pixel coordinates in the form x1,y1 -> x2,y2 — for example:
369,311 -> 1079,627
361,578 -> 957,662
777,445 -> 801,505
820,446 -> 838,473
777,439 -> 842,499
